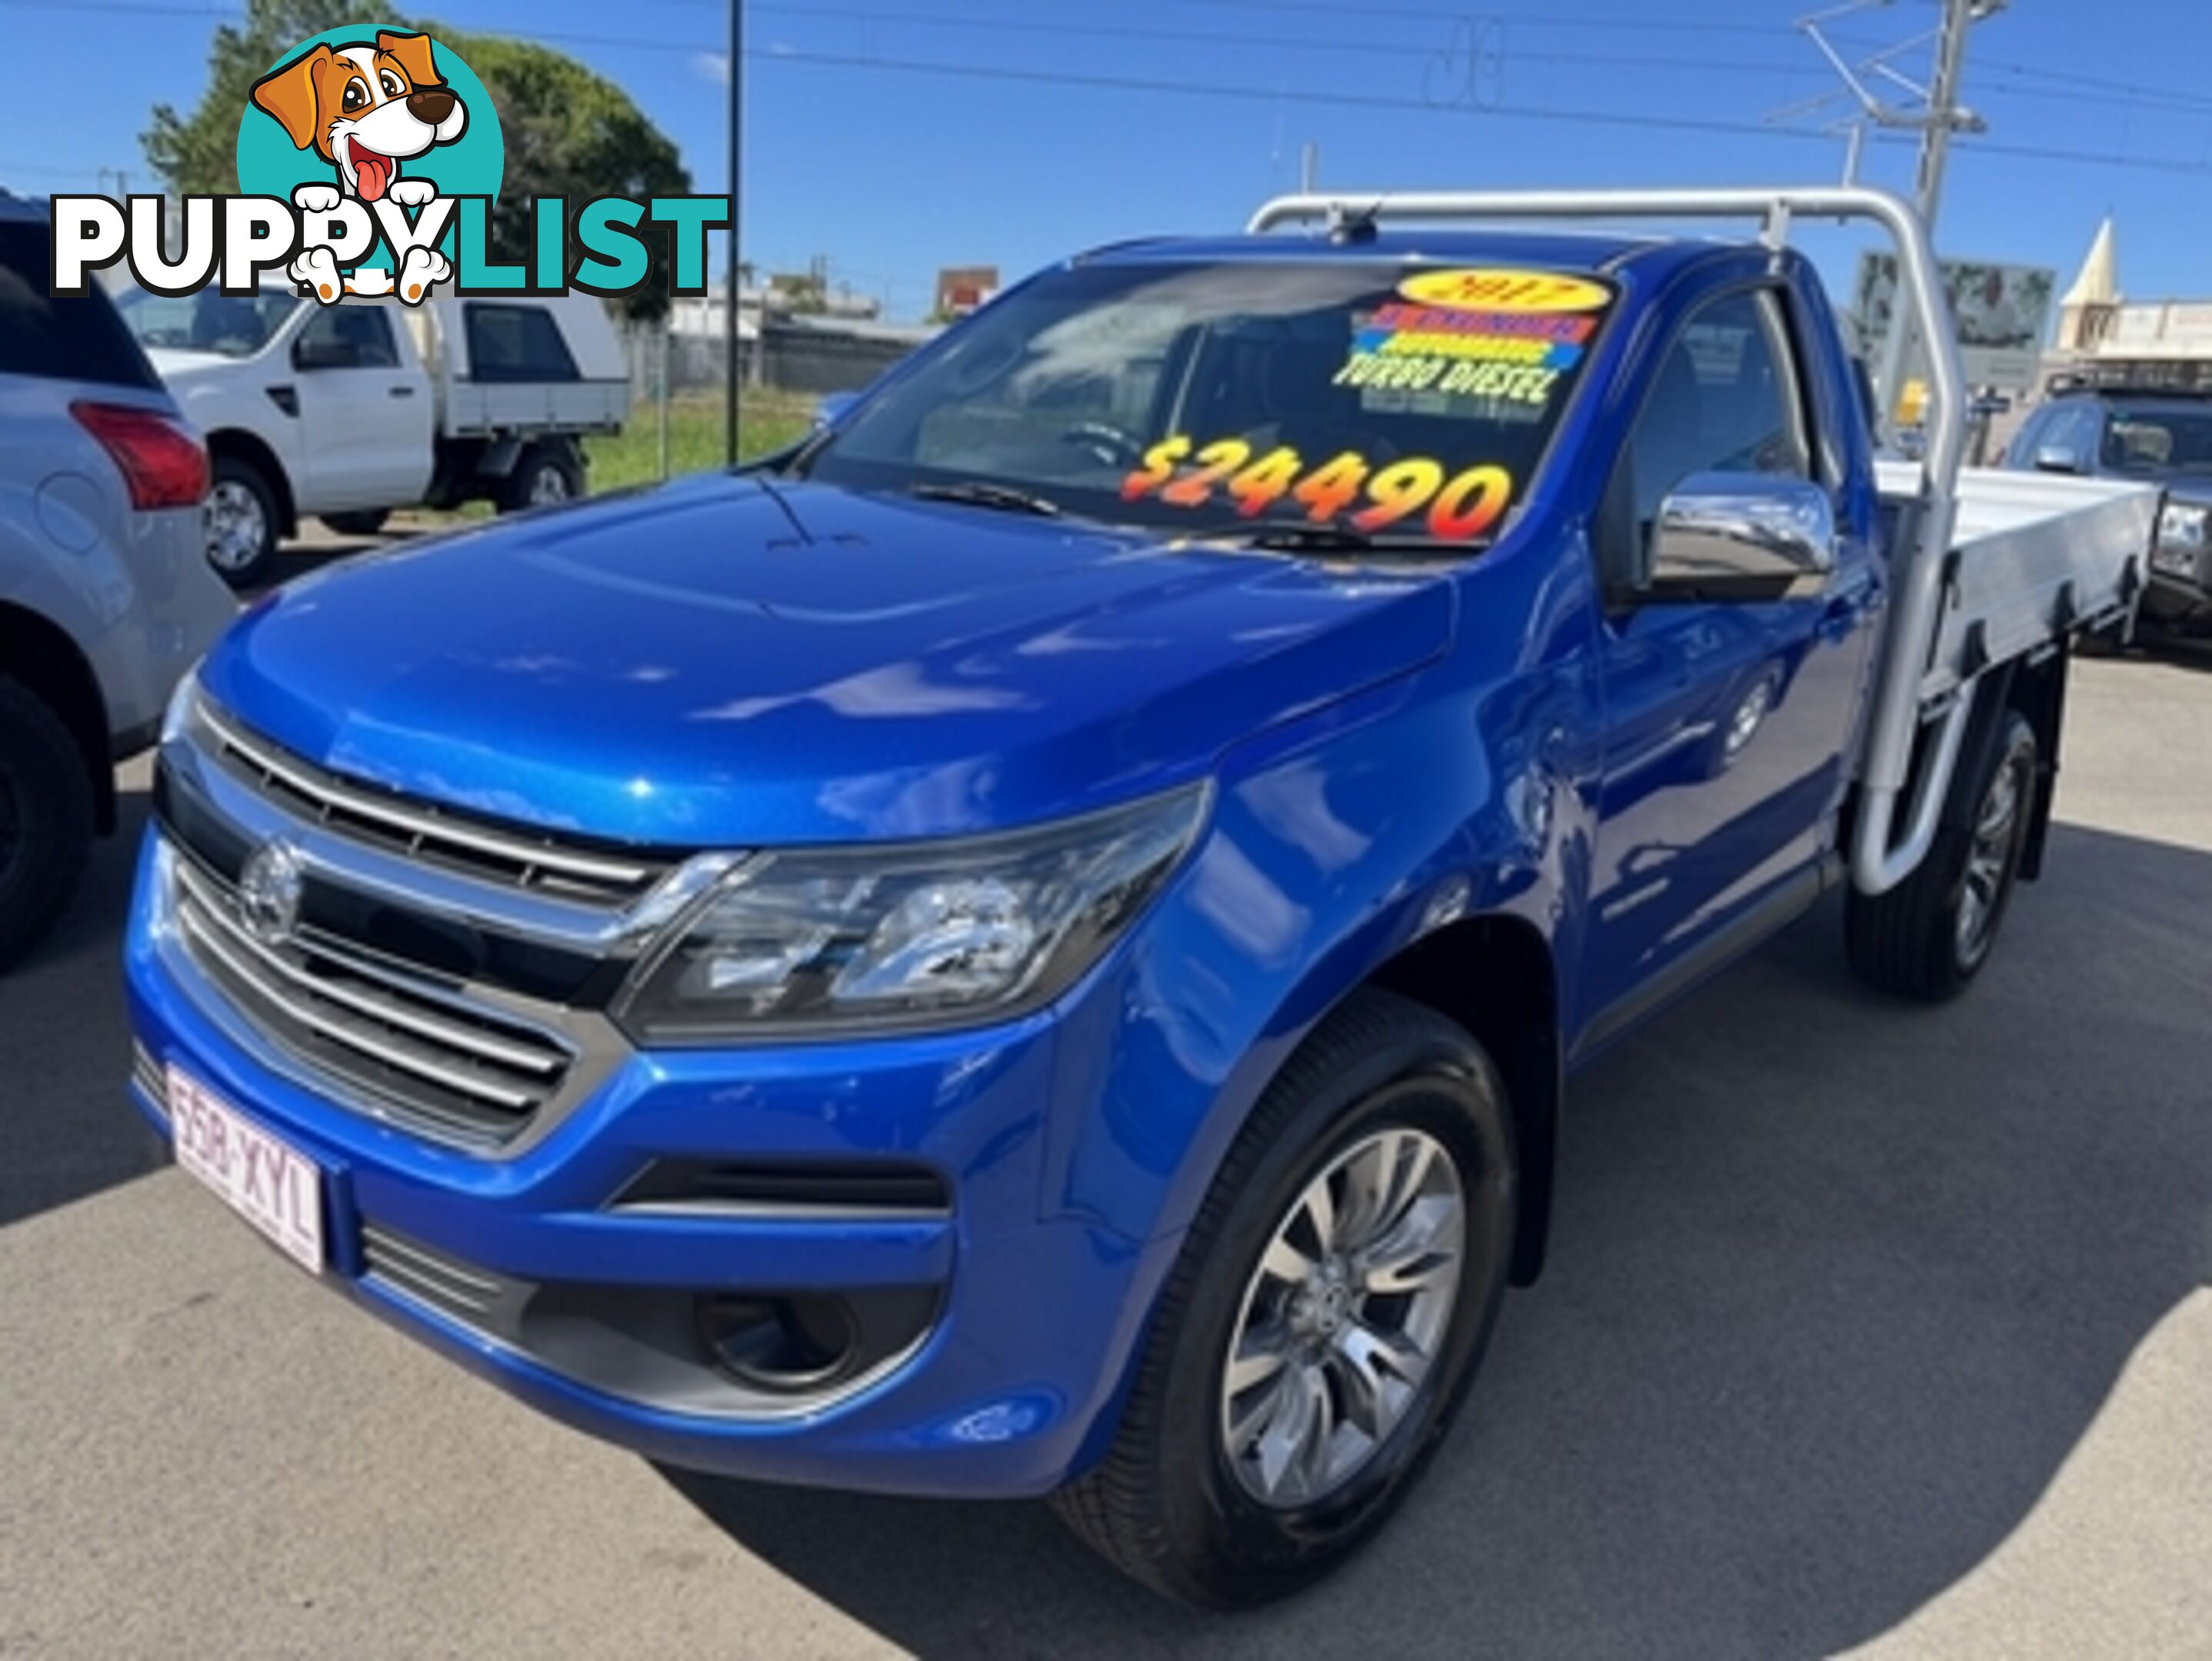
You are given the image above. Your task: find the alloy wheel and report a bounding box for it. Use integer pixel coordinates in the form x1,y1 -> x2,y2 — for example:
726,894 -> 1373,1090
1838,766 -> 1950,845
1956,741 -> 2027,968
1219,1126 -> 1467,1508
205,480 -> 268,574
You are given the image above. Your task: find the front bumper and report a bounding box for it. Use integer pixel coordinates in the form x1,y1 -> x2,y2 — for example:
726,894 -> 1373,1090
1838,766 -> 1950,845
2141,542 -> 2212,627
124,831 -> 1178,1500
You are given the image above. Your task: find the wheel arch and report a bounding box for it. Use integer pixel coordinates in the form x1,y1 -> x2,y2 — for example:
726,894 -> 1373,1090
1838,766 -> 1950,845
0,602 -> 114,834
2005,646 -> 2068,884
1363,912 -> 1564,1287
206,428 -> 298,538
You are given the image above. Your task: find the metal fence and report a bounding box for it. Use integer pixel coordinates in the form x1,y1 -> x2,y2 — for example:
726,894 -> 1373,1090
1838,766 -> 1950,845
620,315 -> 935,404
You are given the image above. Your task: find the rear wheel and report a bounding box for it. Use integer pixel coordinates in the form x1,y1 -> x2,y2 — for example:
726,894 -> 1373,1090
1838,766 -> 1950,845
1847,707 -> 2038,1002
0,677 -> 95,974
205,454 -> 279,589
320,508 -> 390,537
498,443 -> 582,513
1051,989 -> 1516,1608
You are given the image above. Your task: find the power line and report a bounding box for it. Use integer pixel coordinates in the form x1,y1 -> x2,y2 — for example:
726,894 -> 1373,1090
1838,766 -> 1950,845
28,1 -> 2212,184
735,2 -> 1833,78
675,43 -> 2212,175
15,0 -> 1831,78
634,0 -> 1817,34
38,0 -> 2212,112
597,38 -> 1889,144
1184,0 -> 1804,35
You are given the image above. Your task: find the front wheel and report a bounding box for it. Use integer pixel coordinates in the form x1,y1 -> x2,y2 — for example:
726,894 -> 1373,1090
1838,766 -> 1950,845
1051,989 -> 1516,1608
1847,707 -> 2038,1001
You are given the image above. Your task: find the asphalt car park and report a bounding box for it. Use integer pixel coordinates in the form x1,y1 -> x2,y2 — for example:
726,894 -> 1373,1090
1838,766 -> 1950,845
1,586 -> 2204,1656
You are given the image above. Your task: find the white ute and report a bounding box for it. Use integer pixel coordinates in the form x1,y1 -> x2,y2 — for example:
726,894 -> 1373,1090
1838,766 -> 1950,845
114,283 -> 626,586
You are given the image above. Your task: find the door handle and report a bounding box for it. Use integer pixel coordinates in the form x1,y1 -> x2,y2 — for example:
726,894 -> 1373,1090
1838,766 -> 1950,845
389,384 -> 416,398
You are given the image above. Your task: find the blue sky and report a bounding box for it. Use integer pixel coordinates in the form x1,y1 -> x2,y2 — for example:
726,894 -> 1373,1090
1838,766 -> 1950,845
3,0 -> 2207,321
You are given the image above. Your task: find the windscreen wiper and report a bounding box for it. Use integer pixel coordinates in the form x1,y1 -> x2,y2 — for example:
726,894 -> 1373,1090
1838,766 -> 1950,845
909,481 -> 1064,518
1201,522 -> 1477,558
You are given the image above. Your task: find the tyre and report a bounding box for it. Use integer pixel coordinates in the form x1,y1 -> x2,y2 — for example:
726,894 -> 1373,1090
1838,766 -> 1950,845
498,443 -> 582,514
1846,706 -> 2038,1002
205,454 -> 280,589
1052,988 -> 1517,1608
320,508 -> 390,537
0,677 -> 95,974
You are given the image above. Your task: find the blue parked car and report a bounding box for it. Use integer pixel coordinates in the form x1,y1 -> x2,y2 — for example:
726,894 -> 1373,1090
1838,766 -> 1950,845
125,187 -> 2154,1606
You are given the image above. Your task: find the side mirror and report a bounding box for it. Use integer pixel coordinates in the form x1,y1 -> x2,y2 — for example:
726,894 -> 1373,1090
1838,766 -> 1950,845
293,335 -> 357,371
814,390 -> 861,428
2032,443 -> 2084,475
1643,472 -> 1837,604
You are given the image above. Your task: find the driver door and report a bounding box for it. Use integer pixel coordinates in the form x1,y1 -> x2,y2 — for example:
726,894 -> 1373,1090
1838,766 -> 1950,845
1581,285 -> 1879,1037
290,304 -> 433,511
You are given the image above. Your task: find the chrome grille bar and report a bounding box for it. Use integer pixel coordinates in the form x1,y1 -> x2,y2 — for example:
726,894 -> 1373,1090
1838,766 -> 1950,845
199,702 -> 662,904
165,844 -> 585,1138
172,860 -> 561,1077
178,904 -> 540,1113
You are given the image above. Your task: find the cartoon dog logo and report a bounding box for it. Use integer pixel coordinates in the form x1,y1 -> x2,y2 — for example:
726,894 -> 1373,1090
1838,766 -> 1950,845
250,31 -> 463,301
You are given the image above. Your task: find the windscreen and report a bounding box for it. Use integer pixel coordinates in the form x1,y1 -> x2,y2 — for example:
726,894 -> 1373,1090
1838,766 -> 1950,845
803,259 -> 1617,548
0,223 -> 160,388
115,285 -> 298,359
2104,404 -> 2212,474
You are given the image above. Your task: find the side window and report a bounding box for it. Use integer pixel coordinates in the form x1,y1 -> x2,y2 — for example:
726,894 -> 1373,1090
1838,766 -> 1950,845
2007,404 -> 2052,465
295,305 -> 398,370
1624,288 -> 1812,536
464,304 -> 580,383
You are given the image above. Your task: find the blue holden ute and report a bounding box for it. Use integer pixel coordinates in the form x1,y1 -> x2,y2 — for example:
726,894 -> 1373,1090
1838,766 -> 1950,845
126,186 -> 2154,1605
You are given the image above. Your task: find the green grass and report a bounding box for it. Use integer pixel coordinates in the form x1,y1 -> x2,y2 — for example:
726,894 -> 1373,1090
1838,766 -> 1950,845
585,392 -> 815,492
398,393 -> 818,527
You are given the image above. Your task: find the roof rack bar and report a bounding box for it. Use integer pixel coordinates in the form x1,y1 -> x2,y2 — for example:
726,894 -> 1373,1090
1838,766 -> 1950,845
1247,185 -> 1966,896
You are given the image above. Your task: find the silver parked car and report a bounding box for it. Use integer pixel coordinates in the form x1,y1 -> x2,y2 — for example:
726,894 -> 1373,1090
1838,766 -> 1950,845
0,192 -> 234,967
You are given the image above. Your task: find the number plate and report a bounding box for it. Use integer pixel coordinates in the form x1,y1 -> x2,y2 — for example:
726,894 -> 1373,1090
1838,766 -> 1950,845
168,1065 -> 325,1273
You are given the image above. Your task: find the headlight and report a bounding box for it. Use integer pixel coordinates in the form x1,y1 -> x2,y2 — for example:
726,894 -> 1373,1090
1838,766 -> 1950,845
2157,503 -> 2207,550
614,783 -> 1210,1041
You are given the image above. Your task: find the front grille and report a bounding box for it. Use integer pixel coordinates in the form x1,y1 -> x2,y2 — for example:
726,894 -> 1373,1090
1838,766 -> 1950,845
168,850 -> 578,1145
199,703 -> 668,908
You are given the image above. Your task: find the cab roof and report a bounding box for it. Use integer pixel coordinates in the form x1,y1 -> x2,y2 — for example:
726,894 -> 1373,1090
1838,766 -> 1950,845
1079,227 -> 1744,290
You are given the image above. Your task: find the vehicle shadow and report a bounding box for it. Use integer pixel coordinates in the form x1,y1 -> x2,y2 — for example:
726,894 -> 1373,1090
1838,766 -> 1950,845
0,783 -> 165,1227
257,525 -> 398,591
658,820 -> 2211,1657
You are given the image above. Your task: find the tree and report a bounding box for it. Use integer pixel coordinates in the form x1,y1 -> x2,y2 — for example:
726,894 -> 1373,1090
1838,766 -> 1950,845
143,0 -> 696,320
145,0 -> 381,197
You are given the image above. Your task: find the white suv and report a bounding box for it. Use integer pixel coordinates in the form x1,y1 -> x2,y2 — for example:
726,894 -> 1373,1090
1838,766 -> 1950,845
0,194 -> 233,967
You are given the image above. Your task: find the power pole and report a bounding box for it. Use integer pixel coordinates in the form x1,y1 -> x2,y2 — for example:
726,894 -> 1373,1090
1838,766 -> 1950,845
1914,0 -> 1980,222
1774,0 -> 2002,436
724,0 -> 743,465
1300,141 -> 1318,193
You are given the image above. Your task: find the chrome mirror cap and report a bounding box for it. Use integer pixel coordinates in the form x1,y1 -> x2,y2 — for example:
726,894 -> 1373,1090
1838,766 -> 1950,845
1644,471 -> 1837,604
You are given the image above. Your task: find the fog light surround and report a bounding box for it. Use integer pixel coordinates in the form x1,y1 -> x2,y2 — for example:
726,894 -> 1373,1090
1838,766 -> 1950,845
693,1285 -> 941,1402
697,1294 -> 862,1394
